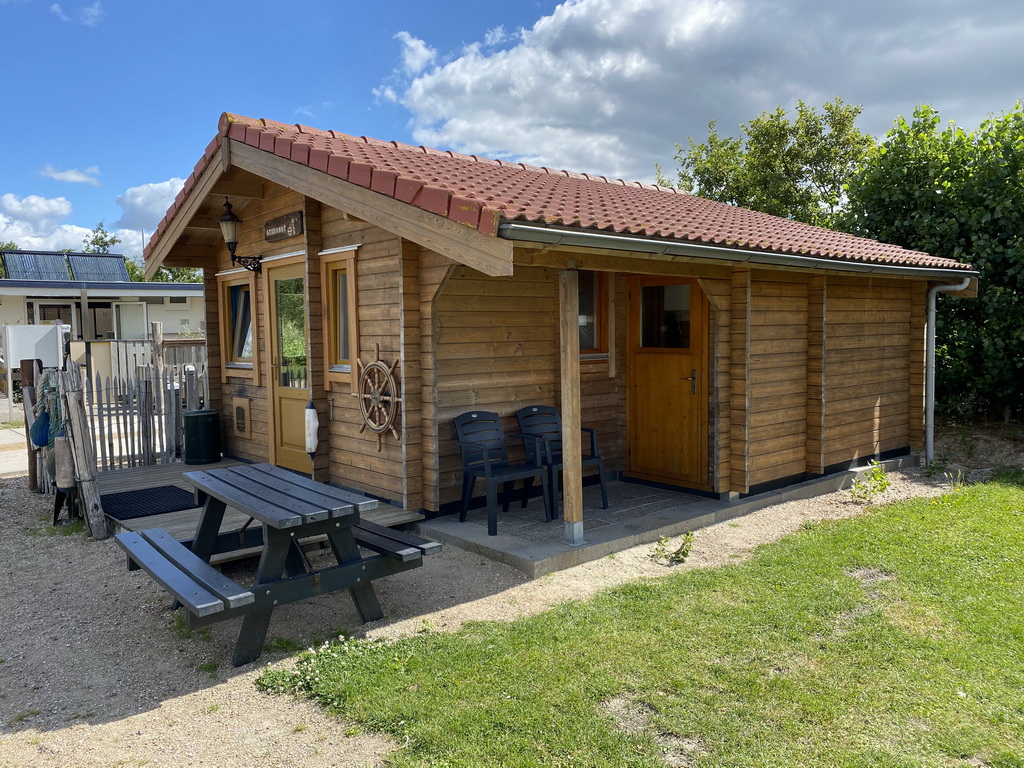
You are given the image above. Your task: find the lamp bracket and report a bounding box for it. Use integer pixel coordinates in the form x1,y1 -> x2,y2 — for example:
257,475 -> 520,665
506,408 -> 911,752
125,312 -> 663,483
232,254 -> 262,274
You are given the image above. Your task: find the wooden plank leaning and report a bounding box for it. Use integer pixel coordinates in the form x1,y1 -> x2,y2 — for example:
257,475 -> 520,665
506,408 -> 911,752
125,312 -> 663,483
59,367 -> 109,539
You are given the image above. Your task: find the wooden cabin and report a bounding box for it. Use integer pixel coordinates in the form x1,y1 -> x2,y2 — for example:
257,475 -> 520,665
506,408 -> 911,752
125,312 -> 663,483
144,113 -> 977,545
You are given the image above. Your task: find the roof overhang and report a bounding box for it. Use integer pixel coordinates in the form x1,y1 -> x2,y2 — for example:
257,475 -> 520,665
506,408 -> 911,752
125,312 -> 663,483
0,280 -> 203,298
500,222 -> 980,281
146,138 -> 514,279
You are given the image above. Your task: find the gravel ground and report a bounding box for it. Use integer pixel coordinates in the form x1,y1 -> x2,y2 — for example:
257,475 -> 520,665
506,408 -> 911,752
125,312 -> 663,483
0,426 -> 1020,767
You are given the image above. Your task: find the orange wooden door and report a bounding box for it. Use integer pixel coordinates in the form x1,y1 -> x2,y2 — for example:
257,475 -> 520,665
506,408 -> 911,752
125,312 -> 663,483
627,276 -> 710,489
267,261 -> 310,473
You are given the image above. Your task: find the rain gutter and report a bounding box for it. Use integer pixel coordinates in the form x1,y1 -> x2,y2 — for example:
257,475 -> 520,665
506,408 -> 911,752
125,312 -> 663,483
925,277 -> 973,465
498,222 -> 979,280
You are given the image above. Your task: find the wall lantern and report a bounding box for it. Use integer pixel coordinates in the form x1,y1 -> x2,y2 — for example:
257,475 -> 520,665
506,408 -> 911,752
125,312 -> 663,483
219,197 -> 261,274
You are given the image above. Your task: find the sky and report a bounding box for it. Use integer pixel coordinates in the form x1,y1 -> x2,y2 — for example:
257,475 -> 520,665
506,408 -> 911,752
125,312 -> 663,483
1,0 -> 1021,261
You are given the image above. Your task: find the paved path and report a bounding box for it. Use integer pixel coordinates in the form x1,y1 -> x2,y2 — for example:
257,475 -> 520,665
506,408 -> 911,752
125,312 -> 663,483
0,392 -> 29,477
0,424 -> 29,478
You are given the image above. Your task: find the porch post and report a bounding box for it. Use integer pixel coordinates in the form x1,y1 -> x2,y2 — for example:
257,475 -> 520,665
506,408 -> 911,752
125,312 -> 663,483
558,269 -> 585,546
80,287 -> 93,340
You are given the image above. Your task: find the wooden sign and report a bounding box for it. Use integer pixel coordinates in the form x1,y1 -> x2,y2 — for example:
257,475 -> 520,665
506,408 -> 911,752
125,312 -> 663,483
264,211 -> 304,242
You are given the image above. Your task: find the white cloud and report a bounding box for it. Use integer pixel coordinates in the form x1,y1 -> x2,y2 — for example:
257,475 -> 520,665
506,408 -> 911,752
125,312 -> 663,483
41,164 -> 101,186
79,0 -> 101,26
483,26 -> 508,47
0,193 -> 94,251
113,178 -> 185,232
383,0 -> 1024,183
0,183 -> 171,256
395,31 -> 436,75
0,193 -> 72,232
51,1 -> 103,26
294,101 -> 336,119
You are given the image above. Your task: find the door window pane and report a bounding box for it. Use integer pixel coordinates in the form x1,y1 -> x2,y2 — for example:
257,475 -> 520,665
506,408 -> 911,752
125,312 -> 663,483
640,284 -> 690,349
275,276 -> 307,388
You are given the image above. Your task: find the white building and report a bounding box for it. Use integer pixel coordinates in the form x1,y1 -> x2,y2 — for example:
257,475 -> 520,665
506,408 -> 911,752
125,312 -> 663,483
0,250 -> 204,343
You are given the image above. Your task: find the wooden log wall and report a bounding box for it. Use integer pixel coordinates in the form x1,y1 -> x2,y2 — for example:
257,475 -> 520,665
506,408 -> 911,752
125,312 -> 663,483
821,276 -> 914,468
433,265 -> 557,507
722,270 -> 920,493
747,272 -> 810,487
319,207 -> 407,503
399,238 -> 424,511
697,278 -> 731,494
417,249 -> 452,513
430,266 -> 627,510
729,268 -> 752,492
575,274 -> 625,488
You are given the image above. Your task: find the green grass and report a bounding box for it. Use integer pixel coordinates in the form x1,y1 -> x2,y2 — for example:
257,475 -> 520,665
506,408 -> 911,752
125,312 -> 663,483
258,474 -> 1024,767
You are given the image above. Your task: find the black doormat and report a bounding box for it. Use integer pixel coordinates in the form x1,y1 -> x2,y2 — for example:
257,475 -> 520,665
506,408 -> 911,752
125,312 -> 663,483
102,485 -> 197,521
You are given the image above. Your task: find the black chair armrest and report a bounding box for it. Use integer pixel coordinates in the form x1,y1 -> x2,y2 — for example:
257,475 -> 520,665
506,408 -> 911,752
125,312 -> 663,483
509,433 -> 547,467
463,444 -> 495,476
581,427 -> 601,457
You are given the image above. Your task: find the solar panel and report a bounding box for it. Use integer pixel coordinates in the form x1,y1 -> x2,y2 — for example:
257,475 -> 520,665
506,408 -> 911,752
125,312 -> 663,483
68,253 -> 130,281
1,251 -> 71,281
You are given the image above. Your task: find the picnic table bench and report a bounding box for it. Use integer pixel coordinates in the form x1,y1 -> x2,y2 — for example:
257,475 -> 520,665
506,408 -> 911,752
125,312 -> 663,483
114,463 -> 440,666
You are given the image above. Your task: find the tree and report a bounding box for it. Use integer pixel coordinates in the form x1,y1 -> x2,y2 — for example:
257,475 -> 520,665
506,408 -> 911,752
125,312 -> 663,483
123,257 -> 146,282
124,256 -> 200,283
0,240 -> 18,279
657,98 -> 875,229
81,221 -> 121,254
148,265 -> 202,283
845,103 -> 1024,420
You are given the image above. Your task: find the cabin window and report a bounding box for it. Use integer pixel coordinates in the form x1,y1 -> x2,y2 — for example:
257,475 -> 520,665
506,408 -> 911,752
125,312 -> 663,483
328,266 -> 350,368
218,273 -> 258,380
578,271 -> 608,357
320,247 -> 359,388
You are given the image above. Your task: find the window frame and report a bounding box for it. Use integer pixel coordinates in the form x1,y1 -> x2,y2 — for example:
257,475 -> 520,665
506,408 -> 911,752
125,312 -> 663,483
319,247 -> 359,391
217,271 -> 258,382
578,270 -> 609,360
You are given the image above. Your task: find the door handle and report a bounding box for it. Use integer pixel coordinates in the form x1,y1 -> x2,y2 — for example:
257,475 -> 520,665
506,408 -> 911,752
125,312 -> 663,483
680,369 -> 697,394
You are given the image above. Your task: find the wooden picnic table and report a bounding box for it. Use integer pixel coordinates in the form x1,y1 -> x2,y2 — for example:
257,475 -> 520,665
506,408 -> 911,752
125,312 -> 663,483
115,463 -> 439,666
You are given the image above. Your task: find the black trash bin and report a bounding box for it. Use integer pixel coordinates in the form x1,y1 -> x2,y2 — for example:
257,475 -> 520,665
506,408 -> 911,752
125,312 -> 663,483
183,409 -> 221,465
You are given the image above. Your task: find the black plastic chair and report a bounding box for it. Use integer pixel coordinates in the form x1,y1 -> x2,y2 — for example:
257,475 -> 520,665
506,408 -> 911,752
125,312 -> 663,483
453,411 -> 553,536
516,405 -> 609,517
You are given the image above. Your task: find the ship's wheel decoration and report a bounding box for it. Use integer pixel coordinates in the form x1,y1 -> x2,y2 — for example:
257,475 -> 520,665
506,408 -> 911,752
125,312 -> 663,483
356,343 -> 401,452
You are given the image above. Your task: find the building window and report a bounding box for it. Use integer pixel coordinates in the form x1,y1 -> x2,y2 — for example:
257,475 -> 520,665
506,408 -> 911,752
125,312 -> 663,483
578,271 -> 608,356
320,247 -> 359,388
328,265 -> 350,368
219,274 -> 257,379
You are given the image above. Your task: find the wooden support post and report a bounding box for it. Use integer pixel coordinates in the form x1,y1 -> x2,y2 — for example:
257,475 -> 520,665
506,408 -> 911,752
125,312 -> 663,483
185,365 -> 199,411
59,368 -> 109,539
558,270 -> 584,546
139,378 -> 155,465
80,287 -> 93,340
20,359 -> 41,492
151,321 -> 165,378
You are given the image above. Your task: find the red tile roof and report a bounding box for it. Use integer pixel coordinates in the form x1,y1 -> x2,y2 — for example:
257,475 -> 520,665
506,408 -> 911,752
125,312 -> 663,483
145,113 -> 972,272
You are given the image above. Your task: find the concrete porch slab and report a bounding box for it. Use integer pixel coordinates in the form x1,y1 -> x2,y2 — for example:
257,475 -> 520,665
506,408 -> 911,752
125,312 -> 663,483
417,455 -> 919,577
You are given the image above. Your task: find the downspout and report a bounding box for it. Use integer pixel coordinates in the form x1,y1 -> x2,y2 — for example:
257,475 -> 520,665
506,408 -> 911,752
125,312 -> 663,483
925,277 -> 972,464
